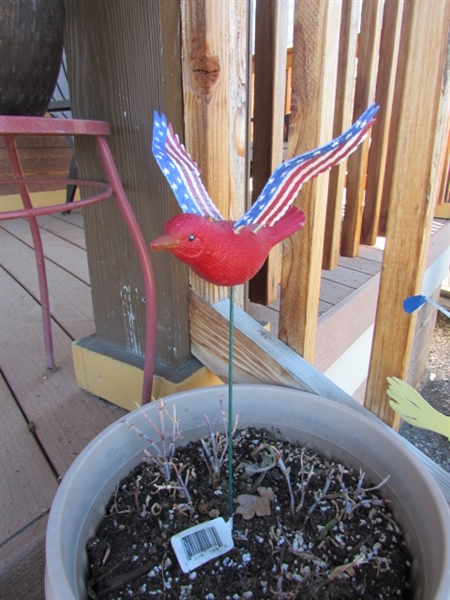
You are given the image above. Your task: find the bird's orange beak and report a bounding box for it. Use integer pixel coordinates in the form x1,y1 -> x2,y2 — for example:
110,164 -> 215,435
151,234 -> 180,252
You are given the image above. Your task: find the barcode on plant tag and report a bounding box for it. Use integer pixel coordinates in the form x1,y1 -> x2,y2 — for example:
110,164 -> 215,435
171,517 -> 234,573
181,524 -> 222,559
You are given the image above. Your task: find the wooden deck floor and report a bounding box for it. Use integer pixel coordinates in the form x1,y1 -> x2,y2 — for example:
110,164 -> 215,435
0,212 -> 126,599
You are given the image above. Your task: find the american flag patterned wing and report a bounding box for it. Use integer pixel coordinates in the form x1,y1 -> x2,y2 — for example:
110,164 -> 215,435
152,112 -> 224,220
234,103 -> 379,230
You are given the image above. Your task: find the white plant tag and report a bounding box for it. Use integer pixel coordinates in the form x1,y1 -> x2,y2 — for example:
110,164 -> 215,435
171,517 -> 234,573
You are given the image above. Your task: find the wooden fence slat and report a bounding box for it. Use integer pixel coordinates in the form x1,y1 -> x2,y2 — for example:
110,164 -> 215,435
181,0 -> 247,307
249,0 -> 289,305
278,0 -> 342,362
340,0 -> 384,257
430,33 -> 450,212
365,0 -> 450,426
361,0 -> 404,244
322,0 -> 360,270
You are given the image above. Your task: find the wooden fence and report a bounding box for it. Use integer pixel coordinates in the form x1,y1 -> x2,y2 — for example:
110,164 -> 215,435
181,0 -> 450,426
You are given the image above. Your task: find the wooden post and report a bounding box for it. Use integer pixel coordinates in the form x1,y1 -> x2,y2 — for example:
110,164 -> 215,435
181,0 -> 248,307
361,0 -> 404,244
322,0 -> 360,270
65,1 -> 195,386
364,0 -> 450,426
278,0 -> 341,362
340,0 -> 384,257
248,0 -> 289,305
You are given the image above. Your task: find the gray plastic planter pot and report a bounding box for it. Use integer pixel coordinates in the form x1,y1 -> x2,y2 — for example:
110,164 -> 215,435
45,384 -> 450,599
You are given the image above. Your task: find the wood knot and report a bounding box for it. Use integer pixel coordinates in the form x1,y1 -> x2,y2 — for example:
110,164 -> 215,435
191,55 -> 220,95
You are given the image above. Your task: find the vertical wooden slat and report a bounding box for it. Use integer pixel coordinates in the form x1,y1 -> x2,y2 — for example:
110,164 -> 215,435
322,0 -> 360,270
249,0 -> 289,305
430,31 -> 450,214
365,0 -> 450,427
278,0 -> 342,362
340,0 -> 384,257
181,0 -> 248,306
361,0 -> 404,244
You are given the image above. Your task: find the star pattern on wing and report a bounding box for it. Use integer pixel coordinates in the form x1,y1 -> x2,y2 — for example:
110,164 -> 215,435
152,104 -> 379,231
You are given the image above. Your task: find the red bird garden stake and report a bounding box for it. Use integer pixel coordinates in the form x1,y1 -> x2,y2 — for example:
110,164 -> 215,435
150,104 -> 378,287
150,106 -> 378,526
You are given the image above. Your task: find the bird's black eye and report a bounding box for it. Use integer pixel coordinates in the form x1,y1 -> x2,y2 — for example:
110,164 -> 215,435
188,234 -> 196,241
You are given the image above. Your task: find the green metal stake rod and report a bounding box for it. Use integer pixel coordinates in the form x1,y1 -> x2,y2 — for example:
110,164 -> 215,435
228,286 -> 235,521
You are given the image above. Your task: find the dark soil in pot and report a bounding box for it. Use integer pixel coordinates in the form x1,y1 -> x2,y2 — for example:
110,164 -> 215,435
86,425 -> 412,600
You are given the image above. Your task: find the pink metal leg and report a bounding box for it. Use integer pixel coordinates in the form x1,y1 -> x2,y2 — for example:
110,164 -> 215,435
3,135 -> 56,369
95,136 -> 156,404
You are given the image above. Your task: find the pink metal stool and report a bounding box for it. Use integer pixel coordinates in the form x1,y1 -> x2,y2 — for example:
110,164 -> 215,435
0,116 -> 156,404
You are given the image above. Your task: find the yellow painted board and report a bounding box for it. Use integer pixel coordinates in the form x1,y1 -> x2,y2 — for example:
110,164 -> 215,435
72,340 -> 223,411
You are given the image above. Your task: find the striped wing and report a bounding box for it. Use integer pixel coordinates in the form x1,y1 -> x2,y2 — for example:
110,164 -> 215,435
234,103 -> 379,230
152,111 -> 224,220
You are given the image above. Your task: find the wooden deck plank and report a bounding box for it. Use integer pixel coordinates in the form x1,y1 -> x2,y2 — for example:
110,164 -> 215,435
248,295 -> 334,333
0,268 -> 125,477
315,274 -> 380,373
321,264 -> 372,289
336,253 -> 383,276
0,228 -> 94,341
357,245 -> 384,262
30,213 -> 87,249
0,218 -> 90,284
0,375 -> 58,546
52,209 -> 84,228
0,513 -> 48,600
320,278 -> 356,306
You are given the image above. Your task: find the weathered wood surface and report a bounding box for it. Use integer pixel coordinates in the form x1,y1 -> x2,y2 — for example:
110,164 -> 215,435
249,0 -> 288,304
181,0 -> 248,307
65,0 -> 193,370
29,212 -> 87,248
0,269 -> 124,476
0,512 -> 48,600
0,214 -> 126,596
0,223 -> 93,340
1,217 -> 90,284
0,374 -> 54,599
189,289 -> 310,390
0,132 -> 72,194
365,0 -> 450,426
279,0 -> 341,363
430,25 -> 450,211
0,376 -> 57,547
362,0 -> 404,243
188,290 -> 450,502
340,0 -> 384,257
323,0 -> 360,269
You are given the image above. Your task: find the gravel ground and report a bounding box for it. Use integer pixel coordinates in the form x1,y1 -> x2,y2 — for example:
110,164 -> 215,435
398,305 -> 450,472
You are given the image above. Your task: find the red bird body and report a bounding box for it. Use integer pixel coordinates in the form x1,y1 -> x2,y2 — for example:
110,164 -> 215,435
151,106 -> 377,286
151,206 -> 305,286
